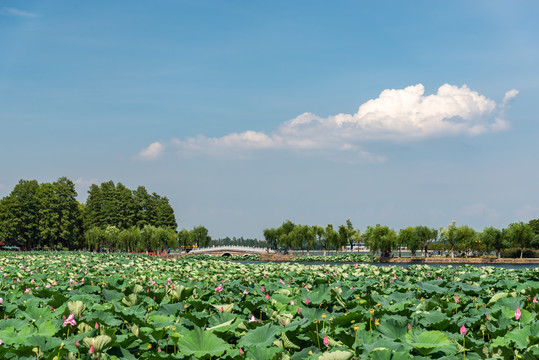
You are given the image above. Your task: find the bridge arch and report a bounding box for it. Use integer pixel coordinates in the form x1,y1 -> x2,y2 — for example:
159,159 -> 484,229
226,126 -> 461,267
221,252 -> 232,257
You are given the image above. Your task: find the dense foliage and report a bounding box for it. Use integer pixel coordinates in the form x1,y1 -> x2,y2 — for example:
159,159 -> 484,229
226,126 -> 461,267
1,252 -> 538,359
0,178 -> 177,251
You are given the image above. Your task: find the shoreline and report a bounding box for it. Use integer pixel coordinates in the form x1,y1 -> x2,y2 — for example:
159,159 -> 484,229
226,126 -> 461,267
174,252 -> 539,264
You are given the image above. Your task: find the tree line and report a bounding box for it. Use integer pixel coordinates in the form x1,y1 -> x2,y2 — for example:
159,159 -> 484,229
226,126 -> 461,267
0,177 -> 179,251
264,219 -> 539,258
263,219 -> 360,255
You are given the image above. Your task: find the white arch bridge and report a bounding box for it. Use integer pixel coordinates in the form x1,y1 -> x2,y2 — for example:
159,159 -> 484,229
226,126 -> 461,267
188,245 -> 274,257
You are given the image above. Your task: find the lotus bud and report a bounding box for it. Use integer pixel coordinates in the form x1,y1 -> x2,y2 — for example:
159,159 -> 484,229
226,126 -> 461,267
323,335 -> 329,347
74,339 -> 80,348
239,348 -> 244,355
88,345 -> 94,354
515,307 -> 521,320
460,325 -> 467,337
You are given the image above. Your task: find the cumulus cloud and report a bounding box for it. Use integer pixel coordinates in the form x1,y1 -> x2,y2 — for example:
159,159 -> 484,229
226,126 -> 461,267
1,7 -> 40,18
138,83 -> 517,161
137,141 -> 164,160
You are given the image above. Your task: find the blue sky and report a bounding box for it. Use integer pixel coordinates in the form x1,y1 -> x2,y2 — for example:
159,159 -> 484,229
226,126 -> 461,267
1,1 -> 538,238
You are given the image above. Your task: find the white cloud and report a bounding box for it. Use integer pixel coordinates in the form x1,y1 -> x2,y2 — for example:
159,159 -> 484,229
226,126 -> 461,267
502,89 -> 519,106
2,7 -> 40,18
136,141 -> 164,160
139,83 -> 517,160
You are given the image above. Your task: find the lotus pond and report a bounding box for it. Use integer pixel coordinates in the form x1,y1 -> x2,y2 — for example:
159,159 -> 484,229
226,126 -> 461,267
0,252 -> 538,359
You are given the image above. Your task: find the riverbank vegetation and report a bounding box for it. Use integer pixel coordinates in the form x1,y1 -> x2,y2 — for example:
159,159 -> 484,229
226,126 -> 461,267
1,178 -> 539,258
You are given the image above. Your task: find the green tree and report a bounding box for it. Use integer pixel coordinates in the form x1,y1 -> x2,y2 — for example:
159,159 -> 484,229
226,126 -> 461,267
312,225 -> 327,255
456,225 -> 478,256
363,224 -> 397,256
191,225 -> 211,248
506,222 -> 534,258
85,226 -> 104,251
414,225 -> 438,258
290,224 -> 315,254
104,225 -> 120,252
263,228 -> 279,250
84,184 -> 103,231
397,227 -> 416,257
178,228 -> 192,250
324,224 -> 339,254
1,180 -> 41,250
480,227 -> 505,259
338,219 -> 358,252
439,221 -> 458,258
277,220 -> 295,252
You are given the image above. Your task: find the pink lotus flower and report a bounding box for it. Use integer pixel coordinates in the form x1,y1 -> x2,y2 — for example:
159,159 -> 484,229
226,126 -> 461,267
215,284 -> 223,292
0,298 -> 3,304
0,339 -> 3,345
454,296 -> 459,304
305,298 -> 310,305
248,315 -> 256,323
220,306 -> 224,313
243,290 -> 248,295
266,293 -> 269,300
95,322 -> 99,329
486,314 -> 490,320
534,297 -> 537,303
290,300 -> 295,305
515,307 -> 521,321
88,345 -> 94,354
297,308 -> 301,314
261,286 -> 265,293
74,339 -> 80,348
239,347 -> 244,355
323,335 -> 329,347
63,313 -> 77,327
460,324 -> 467,337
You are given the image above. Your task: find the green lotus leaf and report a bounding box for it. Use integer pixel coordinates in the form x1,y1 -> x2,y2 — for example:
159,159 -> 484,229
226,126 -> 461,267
176,328 -> 231,358
211,303 -> 234,313
504,326 -> 532,350
238,322 -> 281,348
83,334 -> 112,352
405,330 -> 450,355
122,294 -> 139,307
368,348 -> 392,360
318,349 -> 354,360
245,346 -> 283,360
376,315 -> 409,339
488,292 -> 509,305
102,289 -> 124,302
67,300 -> 86,317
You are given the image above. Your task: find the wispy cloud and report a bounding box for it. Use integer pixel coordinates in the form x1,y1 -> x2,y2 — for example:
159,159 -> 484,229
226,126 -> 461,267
137,84 -> 517,162
136,141 -> 164,160
1,7 -> 40,18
